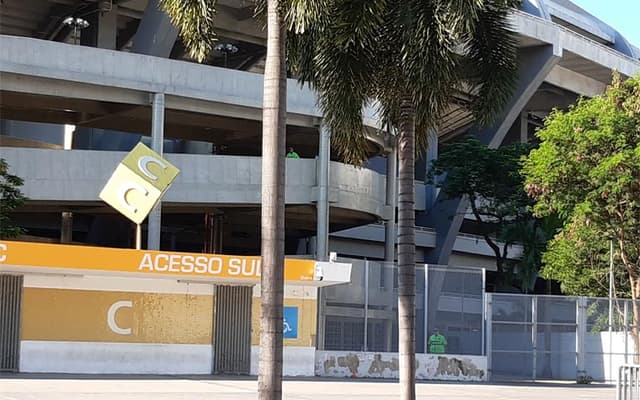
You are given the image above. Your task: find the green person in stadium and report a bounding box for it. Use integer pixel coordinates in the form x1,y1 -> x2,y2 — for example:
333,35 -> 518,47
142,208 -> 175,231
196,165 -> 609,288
428,328 -> 447,354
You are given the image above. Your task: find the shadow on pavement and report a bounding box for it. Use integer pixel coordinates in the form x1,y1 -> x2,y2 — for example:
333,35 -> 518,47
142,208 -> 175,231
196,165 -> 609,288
0,372 -> 615,390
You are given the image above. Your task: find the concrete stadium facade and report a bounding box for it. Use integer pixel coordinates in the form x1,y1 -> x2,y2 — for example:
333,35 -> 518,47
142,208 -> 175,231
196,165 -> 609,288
0,0 -> 639,380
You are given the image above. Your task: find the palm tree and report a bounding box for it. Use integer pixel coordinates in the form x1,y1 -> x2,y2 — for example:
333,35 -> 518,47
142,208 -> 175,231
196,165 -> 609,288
160,1 -> 288,398
257,0 -> 287,398
288,1 -> 520,398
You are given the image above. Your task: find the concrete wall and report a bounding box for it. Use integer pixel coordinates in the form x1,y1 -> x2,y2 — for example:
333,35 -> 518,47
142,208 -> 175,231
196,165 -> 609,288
315,351 -> 487,381
250,346 -> 316,377
0,35 -> 381,131
20,341 -> 212,374
1,148 -> 388,219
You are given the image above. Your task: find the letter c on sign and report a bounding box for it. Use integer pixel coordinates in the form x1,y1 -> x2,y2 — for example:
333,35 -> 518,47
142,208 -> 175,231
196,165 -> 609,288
107,300 -> 132,335
117,182 -> 148,214
0,243 -> 6,263
138,156 -> 167,181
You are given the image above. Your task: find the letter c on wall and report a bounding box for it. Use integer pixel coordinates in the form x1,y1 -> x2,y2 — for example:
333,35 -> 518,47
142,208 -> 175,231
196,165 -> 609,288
0,243 -> 6,263
107,300 -> 132,335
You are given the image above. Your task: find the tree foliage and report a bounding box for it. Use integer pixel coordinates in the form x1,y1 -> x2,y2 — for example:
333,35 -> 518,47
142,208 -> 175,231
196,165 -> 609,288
428,137 -> 555,291
159,0 -> 217,62
523,73 -> 640,290
287,0 -> 521,165
523,73 -> 640,355
0,158 -> 27,239
541,215 -> 629,298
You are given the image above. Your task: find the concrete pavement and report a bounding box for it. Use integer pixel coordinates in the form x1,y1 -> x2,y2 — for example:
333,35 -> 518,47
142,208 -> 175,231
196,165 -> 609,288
0,375 -> 615,400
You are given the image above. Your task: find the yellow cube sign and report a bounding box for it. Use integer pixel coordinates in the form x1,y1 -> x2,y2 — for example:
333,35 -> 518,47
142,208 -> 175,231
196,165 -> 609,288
121,143 -> 180,194
99,143 -> 179,224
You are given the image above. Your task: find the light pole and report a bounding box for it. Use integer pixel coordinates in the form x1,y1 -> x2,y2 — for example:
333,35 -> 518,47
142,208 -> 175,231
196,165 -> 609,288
62,16 -> 90,45
214,43 -> 238,68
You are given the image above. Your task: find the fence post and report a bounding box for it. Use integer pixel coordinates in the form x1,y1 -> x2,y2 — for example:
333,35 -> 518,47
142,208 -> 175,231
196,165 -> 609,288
364,259 -> 369,352
481,269 -> 486,356
424,264 -> 429,353
532,296 -> 538,382
624,301 -> 629,364
576,297 -> 586,380
486,293 -> 493,380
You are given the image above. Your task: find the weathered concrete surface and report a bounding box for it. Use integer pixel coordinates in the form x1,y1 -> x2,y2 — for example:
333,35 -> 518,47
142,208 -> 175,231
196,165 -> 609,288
0,374 -> 615,400
0,148 -> 388,219
315,351 -> 487,381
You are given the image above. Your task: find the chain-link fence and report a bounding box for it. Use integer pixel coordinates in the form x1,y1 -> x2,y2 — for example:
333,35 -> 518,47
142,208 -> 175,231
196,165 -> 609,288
489,293 -> 640,382
318,262 -> 637,382
318,261 -> 484,356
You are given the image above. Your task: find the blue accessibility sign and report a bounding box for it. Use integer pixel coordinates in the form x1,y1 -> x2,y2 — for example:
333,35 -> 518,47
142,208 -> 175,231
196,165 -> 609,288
283,306 -> 298,339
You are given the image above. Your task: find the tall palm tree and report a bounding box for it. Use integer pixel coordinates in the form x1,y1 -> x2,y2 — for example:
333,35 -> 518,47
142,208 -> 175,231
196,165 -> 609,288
288,1 -> 520,398
160,0 -> 289,398
257,0 -> 287,398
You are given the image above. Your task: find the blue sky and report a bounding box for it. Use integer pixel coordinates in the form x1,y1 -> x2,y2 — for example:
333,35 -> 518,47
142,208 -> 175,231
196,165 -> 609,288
572,0 -> 640,47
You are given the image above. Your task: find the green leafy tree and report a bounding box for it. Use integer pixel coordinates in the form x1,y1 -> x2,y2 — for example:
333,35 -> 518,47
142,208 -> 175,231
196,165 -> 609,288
541,215 -> 630,298
428,137 -> 558,292
523,73 -> 640,359
288,2 -> 520,397
504,215 -> 561,292
0,158 -> 27,239
428,137 -> 533,282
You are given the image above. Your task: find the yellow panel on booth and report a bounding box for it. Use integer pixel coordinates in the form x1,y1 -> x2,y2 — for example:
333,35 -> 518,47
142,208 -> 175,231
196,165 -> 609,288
21,288 -> 213,344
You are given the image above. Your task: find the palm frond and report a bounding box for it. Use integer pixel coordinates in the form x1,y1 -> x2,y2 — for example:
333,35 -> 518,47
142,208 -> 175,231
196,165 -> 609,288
286,0 -> 520,164
159,0 -> 217,62
464,0 -> 520,126
284,0 -> 331,33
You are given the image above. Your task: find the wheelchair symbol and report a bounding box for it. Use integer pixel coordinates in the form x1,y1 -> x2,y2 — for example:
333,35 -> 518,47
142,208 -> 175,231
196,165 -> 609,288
283,318 -> 292,334
283,306 -> 298,338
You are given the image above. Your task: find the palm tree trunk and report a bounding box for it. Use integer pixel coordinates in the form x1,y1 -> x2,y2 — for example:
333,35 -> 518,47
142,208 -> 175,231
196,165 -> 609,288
258,0 -> 286,398
397,97 -> 416,400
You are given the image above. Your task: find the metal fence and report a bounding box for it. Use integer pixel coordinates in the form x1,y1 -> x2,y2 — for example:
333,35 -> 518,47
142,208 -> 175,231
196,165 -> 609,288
0,274 -> 22,372
319,261 -> 485,356
318,263 -> 638,382
488,293 -> 640,382
618,365 -> 640,400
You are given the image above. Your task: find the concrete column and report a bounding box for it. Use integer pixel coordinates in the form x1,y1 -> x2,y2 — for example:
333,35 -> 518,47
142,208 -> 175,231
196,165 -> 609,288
97,6 -> 118,49
316,122 -> 331,261
60,211 -> 73,243
80,5 -> 118,49
520,111 -> 528,144
131,0 -> 178,57
204,211 -> 224,253
384,146 -> 397,262
425,129 -> 438,209
147,93 -> 165,250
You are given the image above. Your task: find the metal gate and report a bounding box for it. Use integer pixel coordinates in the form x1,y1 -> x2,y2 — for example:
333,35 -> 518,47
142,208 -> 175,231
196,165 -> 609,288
213,285 -> 252,374
488,293 -> 579,381
0,274 -> 23,372
618,365 -> 640,400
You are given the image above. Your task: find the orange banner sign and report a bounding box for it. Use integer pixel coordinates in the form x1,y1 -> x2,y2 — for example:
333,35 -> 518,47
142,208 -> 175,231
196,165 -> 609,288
0,241 -> 316,283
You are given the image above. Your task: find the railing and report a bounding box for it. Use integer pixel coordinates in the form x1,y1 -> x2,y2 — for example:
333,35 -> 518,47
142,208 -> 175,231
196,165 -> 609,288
618,365 -> 640,400
510,9 -> 640,65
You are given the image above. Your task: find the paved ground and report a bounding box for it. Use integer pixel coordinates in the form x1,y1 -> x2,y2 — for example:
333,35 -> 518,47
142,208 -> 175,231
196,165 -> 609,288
0,375 -> 615,400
